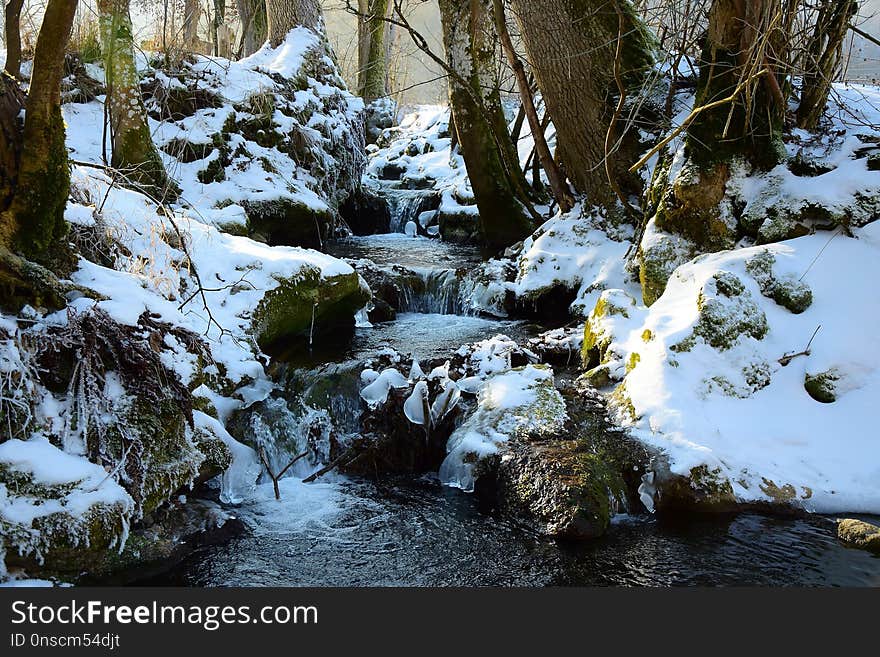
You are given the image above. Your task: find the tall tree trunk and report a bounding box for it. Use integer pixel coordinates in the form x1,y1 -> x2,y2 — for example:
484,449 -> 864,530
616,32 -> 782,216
183,0 -> 201,49
3,0 -> 79,271
213,0 -> 226,56
510,0 -> 653,209
266,0 -> 320,46
98,0 -> 177,199
358,0 -> 392,102
796,0 -> 858,130
237,0 -> 267,56
439,0 -> 534,254
3,0 -> 24,79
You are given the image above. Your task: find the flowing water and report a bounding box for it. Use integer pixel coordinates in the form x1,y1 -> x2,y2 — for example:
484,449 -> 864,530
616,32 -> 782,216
149,231 -> 880,587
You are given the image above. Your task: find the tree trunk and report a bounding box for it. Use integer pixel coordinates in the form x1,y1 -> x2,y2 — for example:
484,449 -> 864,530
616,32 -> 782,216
183,0 -> 200,49
439,0 -> 534,254
266,0 -> 321,46
358,0 -> 392,102
213,0 -> 226,57
492,0 -> 573,213
3,0 -> 79,272
98,0 -> 177,199
3,0 -> 24,79
510,0 -> 653,209
796,0 -> 858,130
686,0 -> 786,172
237,0 -> 267,56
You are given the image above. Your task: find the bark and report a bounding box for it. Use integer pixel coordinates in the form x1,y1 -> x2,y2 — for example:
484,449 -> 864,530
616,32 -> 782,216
266,0 -> 321,46
358,0 -> 392,102
3,0 -> 24,78
686,0 -> 786,171
0,74 -> 24,215
492,0 -> 573,213
796,0 -> 858,130
237,0 -> 267,57
98,0 -> 177,199
439,0 -> 535,255
183,0 -> 201,48
213,0 -> 226,56
3,0 -> 79,271
510,0 -> 653,209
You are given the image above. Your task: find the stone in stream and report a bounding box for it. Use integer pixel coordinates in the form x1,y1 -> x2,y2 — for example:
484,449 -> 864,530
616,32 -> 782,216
837,518 -> 880,554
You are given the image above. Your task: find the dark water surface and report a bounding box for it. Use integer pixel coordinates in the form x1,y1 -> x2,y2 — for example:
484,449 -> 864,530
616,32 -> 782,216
148,477 -> 880,587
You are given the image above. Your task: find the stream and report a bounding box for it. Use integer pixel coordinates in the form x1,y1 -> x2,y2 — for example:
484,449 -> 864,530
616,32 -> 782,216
147,227 -> 880,587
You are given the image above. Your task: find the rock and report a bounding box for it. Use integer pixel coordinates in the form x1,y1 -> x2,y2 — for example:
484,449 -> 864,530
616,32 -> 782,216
364,98 -> 397,145
582,289 -> 636,370
746,250 -> 813,314
652,463 -> 739,513
672,271 -> 768,352
339,187 -> 391,235
491,441 -> 625,539
242,198 -> 335,249
804,369 -> 840,404
837,518 -> 880,554
638,223 -> 697,306
439,208 -> 480,245
251,266 -> 369,352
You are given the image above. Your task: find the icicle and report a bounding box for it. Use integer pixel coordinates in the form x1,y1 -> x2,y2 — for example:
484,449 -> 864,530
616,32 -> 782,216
431,380 -> 461,425
404,381 -> 429,426
638,471 -> 657,513
409,358 -> 425,382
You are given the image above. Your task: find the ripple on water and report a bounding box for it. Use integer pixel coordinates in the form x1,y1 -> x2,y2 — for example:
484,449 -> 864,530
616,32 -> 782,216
145,478 -> 880,587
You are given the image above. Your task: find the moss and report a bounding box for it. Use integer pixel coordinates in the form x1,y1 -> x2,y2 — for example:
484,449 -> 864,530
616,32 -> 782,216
242,198 -> 334,249
581,290 -> 635,367
656,464 -> 737,512
759,478 -> 797,503
746,251 -> 813,314
641,329 -> 653,343
251,267 -> 369,352
673,272 -> 768,352
804,369 -> 839,404
638,230 -> 696,306
837,518 -> 880,554
626,352 -> 641,374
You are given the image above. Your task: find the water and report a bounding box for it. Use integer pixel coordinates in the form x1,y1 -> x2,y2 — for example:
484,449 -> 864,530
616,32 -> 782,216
149,232 -> 880,587
147,477 -> 880,587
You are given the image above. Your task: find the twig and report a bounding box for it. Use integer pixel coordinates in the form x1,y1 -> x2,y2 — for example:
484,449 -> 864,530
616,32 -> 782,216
779,325 -> 822,366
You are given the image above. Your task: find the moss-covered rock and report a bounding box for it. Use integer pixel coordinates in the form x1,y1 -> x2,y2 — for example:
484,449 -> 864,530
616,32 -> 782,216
242,198 -> 334,249
746,250 -> 813,314
804,368 -> 840,404
653,464 -> 738,513
439,208 -> 480,245
638,225 -> 697,306
673,271 -> 768,352
837,518 -> 880,554
582,289 -> 636,369
251,266 -> 369,352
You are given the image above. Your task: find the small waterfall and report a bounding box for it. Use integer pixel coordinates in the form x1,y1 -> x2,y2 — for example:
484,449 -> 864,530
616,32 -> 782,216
398,269 -> 472,315
386,190 -> 437,233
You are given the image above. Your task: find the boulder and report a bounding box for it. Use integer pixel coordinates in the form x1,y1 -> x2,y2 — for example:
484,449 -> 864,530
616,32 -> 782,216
242,198 -> 335,249
837,518 -> 880,554
251,266 -> 369,353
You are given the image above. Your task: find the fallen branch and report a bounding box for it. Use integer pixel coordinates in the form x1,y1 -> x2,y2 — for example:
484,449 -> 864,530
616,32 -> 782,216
779,325 -> 822,366
259,447 -> 309,500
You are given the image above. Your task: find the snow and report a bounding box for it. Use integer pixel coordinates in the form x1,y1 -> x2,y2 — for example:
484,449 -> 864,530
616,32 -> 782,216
607,223 -> 880,512
440,365 -> 566,492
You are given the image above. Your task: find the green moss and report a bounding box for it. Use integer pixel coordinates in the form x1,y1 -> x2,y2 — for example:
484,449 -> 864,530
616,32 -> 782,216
251,267 -> 369,351
581,290 -> 634,367
804,369 -> 839,404
242,198 -> 334,248
837,518 -> 880,554
673,272 -> 768,351
626,352 -> 641,373
746,251 -> 813,314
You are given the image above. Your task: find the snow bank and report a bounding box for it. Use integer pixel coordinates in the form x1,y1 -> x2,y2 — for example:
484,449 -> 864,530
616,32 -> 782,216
606,223 -> 880,512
